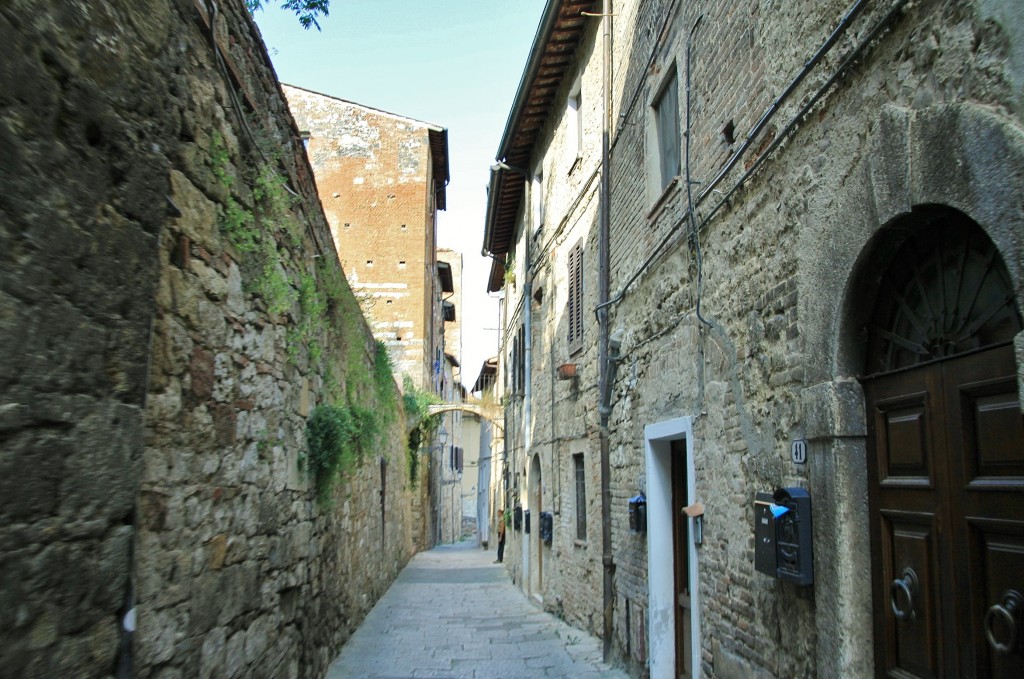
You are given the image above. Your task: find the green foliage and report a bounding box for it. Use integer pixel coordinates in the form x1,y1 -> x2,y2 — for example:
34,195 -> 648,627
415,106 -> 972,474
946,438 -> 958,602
402,376 -> 443,487
305,399 -> 386,504
246,0 -> 330,31
208,127 -> 410,508
210,132 -> 307,320
373,342 -> 397,425
503,252 -> 516,286
306,404 -> 356,501
303,338 -> 402,505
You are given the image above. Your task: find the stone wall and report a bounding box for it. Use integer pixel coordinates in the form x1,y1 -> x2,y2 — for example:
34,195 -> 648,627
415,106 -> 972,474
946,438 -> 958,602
284,85 -> 444,393
494,0 -> 1024,677
0,1 -> 415,677
604,0 -> 1024,676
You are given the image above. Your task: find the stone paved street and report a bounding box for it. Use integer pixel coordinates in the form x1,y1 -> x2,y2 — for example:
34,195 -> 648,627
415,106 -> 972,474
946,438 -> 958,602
325,541 -> 629,679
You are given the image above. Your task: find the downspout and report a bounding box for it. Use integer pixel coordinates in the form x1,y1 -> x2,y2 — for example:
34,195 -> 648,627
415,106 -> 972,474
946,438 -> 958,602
522,195 -> 533,593
524,229 -> 532,455
597,0 -> 615,662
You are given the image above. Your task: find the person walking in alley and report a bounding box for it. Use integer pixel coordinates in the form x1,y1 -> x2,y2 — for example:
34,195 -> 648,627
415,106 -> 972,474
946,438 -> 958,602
494,509 -> 506,563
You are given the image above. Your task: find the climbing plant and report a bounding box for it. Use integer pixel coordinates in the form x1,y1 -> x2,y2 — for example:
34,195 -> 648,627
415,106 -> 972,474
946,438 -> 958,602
210,132 -> 304,318
209,130 -> 412,507
402,376 -> 442,487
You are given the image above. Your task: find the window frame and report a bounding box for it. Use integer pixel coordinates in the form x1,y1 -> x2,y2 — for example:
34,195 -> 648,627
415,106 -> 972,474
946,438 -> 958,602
567,79 -> 583,166
532,166 -> 545,236
649,63 -> 682,201
573,453 -> 587,540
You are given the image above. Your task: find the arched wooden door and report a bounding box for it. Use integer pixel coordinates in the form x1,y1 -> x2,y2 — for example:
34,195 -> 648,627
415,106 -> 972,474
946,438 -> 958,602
861,209 -> 1024,678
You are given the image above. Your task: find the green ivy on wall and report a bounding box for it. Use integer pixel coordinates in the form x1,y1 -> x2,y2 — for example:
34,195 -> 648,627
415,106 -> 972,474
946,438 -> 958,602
402,376 -> 442,487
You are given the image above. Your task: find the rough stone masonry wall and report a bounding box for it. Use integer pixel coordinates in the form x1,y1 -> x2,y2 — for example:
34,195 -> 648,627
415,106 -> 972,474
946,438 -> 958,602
603,0 -> 1023,677
0,1 -> 414,677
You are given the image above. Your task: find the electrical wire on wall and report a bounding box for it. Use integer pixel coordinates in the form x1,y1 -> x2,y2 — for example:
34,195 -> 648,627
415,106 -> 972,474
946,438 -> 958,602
684,13 -> 713,329
595,0 -> 910,319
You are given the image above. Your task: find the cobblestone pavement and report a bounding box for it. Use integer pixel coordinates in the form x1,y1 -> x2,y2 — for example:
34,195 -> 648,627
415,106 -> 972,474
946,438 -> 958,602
325,540 -> 629,678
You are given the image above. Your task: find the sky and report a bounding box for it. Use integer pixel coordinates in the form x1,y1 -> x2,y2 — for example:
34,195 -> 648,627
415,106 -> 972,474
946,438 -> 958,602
253,0 -> 547,388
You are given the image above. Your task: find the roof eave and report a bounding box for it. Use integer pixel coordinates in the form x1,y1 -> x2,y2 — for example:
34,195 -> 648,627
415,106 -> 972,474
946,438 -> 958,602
482,0 -> 595,272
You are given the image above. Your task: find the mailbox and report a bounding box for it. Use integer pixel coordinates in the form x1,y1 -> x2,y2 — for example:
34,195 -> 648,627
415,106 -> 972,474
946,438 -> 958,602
524,509 -> 531,534
539,512 -> 553,544
754,487 -> 813,586
754,491 -> 777,576
513,506 -> 522,531
629,494 -> 647,533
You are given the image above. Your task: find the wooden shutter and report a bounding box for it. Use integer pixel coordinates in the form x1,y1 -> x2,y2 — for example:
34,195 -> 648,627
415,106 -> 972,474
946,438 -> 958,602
567,241 -> 584,354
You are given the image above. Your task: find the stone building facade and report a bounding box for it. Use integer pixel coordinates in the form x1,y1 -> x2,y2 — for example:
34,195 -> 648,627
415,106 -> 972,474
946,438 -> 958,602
484,1 -> 1024,677
283,85 -> 450,393
283,85 -> 457,552
1,1 -> 416,677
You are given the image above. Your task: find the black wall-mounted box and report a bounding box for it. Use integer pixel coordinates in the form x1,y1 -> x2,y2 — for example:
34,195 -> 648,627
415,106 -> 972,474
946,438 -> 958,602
629,495 -> 647,533
754,487 -> 813,586
754,491 -> 777,575
539,512 -> 553,544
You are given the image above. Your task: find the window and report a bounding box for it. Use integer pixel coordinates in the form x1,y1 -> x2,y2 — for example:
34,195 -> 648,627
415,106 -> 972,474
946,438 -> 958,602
511,324 -> 526,394
568,82 -> 583,162
365,259 -> 374,267
574,454 -> 587,540
567,240 -> 584,355
653,68 -> 681,193
532,169 -> 544,235
449,446 -> 463,472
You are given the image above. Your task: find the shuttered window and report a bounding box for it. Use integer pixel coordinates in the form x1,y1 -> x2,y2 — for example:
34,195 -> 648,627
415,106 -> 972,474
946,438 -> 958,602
567,241 -> 584,355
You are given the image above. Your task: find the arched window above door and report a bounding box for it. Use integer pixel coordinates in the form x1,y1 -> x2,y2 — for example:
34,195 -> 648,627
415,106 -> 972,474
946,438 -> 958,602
865,206 -> 1021,375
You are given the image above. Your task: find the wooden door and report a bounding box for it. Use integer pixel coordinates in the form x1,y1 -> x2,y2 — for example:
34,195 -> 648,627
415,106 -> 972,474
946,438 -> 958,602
671,439 -> 692,678
865,344 -> 1024,678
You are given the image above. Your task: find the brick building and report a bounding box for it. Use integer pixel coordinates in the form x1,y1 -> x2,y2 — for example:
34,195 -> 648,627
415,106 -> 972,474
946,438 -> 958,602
284,85 -> 450,393
484,1 -> 1024,677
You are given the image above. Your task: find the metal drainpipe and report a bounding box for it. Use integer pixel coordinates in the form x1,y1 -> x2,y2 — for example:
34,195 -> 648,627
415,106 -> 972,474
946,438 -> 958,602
598,0 -> 615,662
522,213 -> 533,591
524,236 -> 532,456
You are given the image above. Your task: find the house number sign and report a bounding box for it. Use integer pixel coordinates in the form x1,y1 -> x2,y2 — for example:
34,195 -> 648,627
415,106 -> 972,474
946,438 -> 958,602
791,439 -> 808,465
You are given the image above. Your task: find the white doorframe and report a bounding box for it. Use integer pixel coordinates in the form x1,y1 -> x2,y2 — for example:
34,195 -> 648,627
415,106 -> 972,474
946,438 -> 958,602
645,417 -> 700,679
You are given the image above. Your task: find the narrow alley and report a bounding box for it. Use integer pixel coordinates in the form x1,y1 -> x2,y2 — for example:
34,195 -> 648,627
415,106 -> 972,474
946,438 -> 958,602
325,542 -> 627,679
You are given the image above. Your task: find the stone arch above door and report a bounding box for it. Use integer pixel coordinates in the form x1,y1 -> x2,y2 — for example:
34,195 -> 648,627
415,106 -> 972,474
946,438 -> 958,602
801,102 -> 1024,678
800,102 -> 1024,390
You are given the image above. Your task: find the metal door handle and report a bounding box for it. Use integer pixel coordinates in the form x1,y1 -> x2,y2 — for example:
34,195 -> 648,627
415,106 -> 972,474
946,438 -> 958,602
890,567 -> 918,621
984,590 -> 1022,654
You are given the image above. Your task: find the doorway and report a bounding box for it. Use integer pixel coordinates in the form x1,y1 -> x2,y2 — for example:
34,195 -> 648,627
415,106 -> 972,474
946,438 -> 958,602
646,417 -> 700,678
861,209 -> 1024,678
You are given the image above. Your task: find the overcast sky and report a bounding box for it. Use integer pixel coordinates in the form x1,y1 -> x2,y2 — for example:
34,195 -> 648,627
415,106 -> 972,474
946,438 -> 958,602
254,1 -> 547,388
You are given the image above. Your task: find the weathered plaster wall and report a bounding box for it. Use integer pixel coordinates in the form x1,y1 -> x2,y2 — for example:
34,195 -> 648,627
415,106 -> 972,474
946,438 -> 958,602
0,1 -> 415,677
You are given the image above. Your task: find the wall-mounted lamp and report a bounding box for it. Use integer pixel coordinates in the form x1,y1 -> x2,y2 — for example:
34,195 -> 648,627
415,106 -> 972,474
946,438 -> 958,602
684,502 -> 704,546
